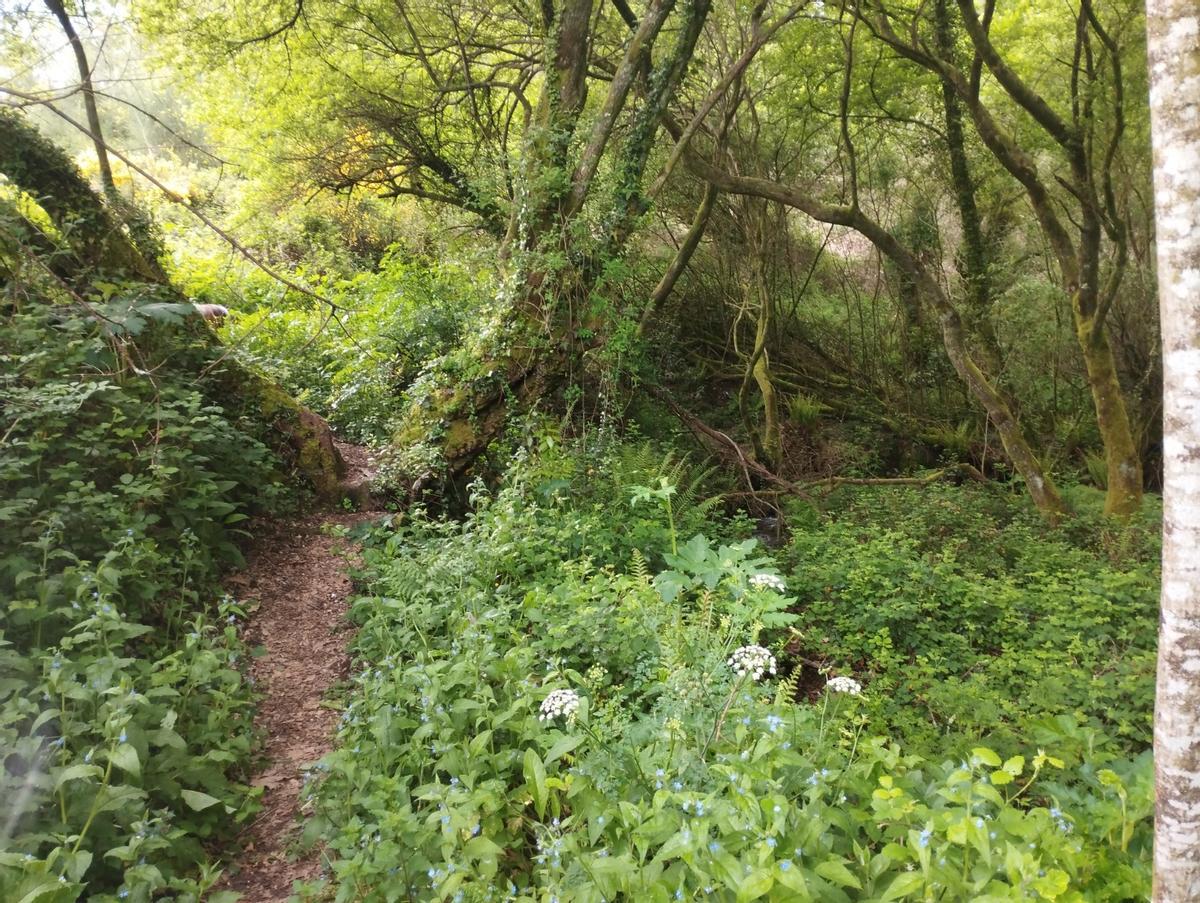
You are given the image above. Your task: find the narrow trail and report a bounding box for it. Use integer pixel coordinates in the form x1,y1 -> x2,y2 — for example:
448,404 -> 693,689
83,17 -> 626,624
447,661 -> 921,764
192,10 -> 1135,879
218,441 -> 381,902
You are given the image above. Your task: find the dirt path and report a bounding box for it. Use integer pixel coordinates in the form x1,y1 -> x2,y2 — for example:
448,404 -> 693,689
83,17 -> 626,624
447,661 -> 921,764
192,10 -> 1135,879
217,441 -> 379,902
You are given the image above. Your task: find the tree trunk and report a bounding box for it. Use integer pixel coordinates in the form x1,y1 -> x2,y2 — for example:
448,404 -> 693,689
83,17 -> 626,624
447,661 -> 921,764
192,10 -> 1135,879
738,221 -> 782,470
391,0 -> 713,489
1074,309 -> 1145,515
933,0 -> 1002,374
43,0 -> 117,201
1147,1 -> 1200,898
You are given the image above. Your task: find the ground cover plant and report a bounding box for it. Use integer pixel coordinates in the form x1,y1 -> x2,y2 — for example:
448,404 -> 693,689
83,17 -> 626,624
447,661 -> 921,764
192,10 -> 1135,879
779,486 -> 1161,757
303,440 -> 1154,901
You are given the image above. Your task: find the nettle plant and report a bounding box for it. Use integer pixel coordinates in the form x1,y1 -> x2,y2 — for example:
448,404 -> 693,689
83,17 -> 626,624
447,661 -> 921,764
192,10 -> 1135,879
1,300 -> 275,900
304,462 -> 1150,902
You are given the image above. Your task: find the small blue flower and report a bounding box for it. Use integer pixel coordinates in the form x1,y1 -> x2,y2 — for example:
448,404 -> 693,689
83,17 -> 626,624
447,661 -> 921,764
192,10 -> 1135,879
918,828 -> 932,848
708,841 -> 721,853
675,891 -> 683,900
779,859 -> 792,871
766,837 -> 777,849
118,730 -> 127,744
672,781 -> 683,791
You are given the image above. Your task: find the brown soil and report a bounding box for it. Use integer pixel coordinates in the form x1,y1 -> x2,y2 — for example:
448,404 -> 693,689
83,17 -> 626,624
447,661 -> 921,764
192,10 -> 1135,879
216,442 -> 381,902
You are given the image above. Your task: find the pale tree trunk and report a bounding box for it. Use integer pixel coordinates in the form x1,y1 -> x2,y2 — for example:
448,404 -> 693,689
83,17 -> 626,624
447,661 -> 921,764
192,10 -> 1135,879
1146,1 -> 1200,899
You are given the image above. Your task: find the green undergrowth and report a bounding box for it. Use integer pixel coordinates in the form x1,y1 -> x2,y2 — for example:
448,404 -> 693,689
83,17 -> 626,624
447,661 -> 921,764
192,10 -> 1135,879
205,249 -> 489,444
302,440 -> 1153,902
779,484 -> 1160,758
1,292 -> 289,900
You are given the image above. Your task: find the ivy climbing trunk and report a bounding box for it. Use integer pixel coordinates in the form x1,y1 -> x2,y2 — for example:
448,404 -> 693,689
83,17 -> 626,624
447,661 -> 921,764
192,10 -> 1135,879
1146,1 -> 1200,898
393,0 -> 713,490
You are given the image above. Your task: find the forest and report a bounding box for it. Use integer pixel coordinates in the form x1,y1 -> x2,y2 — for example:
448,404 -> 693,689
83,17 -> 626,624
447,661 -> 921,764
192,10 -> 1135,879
1,0 -> 1198,900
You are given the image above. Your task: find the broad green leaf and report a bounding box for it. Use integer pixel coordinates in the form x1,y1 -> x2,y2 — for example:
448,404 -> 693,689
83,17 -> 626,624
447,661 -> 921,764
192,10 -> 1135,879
109,743 -> 140,777
523,748 -> 547,819
880,871 -> 925,900
814,859 -> 862,889
181,789 -> 222,811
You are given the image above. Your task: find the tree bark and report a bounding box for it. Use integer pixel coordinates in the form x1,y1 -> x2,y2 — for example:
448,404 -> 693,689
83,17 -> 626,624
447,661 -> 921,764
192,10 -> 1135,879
394,0 -> 713,489
1146,1 -> 1200,898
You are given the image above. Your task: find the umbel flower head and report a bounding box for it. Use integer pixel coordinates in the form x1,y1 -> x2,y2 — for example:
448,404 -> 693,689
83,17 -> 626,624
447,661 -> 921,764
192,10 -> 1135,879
539,689 -> 581,722
727,645 -> 777,681
749,573 -> 787,593
825,675 -> 863,696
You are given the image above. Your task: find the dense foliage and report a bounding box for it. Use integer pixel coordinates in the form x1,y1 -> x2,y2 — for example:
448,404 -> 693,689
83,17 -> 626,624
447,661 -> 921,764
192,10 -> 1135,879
205,250 -> 489,445
300,441 -> 1154,901
781,487 -> 1160,755
0,266 -> 284,901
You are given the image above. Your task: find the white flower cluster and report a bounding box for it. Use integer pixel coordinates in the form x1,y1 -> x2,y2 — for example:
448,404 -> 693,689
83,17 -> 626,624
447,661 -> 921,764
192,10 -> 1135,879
538,689 -> 580,722
727,645 -> 777,681
749,573 -> 787,592
826,675 -> 863,696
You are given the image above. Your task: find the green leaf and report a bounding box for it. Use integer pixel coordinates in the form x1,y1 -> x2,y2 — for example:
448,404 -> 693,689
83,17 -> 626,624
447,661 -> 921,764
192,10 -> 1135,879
523,748 -> 548,819
879,871 -> 925,900
181,789 -> 222,811
109,743 -> 140,777
736,869 -> 775,901
1031,868 -> 1070,899
54,763 -> 103,788
544,734 -> 582,762
814,859 -> 862,889
972,747 -> 1002,767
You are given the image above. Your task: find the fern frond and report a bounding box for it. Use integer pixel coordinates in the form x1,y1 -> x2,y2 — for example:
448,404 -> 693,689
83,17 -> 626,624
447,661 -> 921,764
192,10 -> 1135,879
629,548 -> 650,583
774,665 -> 803,706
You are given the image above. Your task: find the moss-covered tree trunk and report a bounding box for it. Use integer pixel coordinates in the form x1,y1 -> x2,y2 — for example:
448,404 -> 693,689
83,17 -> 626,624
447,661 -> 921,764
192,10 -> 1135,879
1074,302 -> 1144,515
